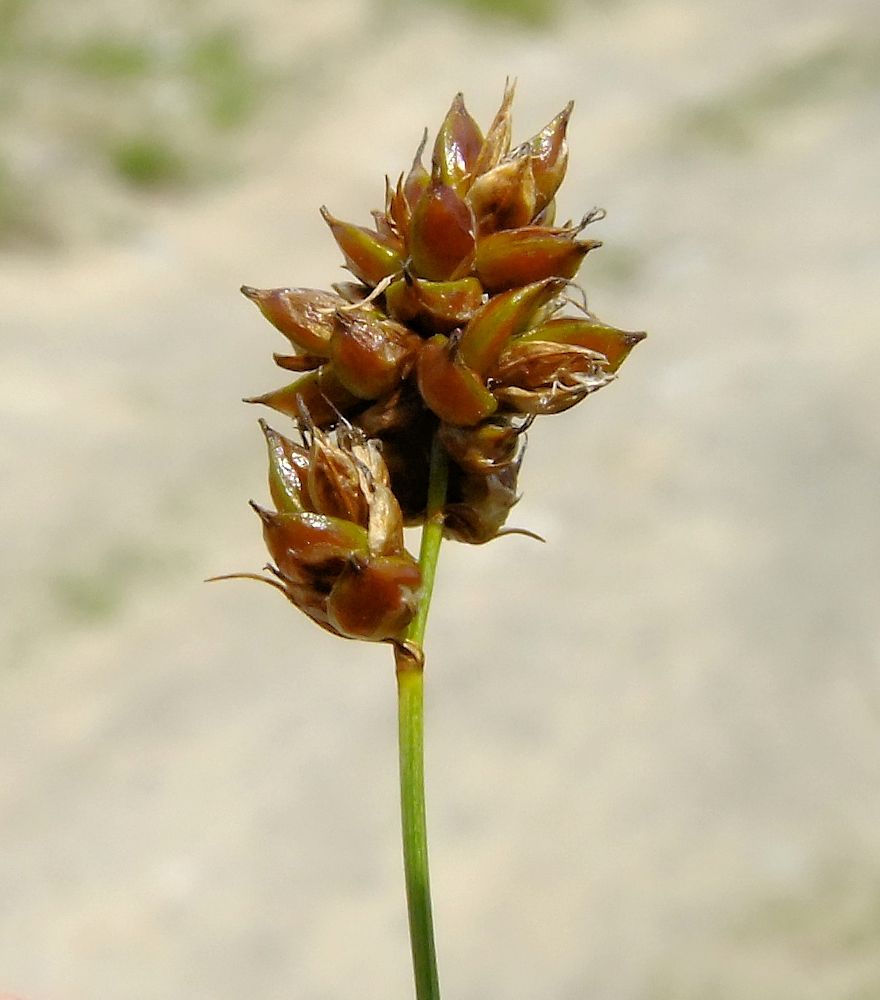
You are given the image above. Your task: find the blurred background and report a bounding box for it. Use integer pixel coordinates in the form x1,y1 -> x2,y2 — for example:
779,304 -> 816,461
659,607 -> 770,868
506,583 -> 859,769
1,0 -> 879,997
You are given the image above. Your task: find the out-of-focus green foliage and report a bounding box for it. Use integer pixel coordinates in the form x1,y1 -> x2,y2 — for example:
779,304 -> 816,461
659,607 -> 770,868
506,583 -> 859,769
110,135 -> 190,189
50,544 -> 189,624
400,0 -> 560,27
435,0 -> 559,27
0,8 -> 271,246
679,35 -> 880,152
65,37 -> 154,79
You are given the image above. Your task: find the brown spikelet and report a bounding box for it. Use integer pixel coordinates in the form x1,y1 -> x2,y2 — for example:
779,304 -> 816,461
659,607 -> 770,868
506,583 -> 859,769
233,86 -> 645,641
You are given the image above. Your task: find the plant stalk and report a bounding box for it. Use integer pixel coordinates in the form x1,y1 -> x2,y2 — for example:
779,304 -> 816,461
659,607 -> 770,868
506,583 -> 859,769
394,428 -> 448,1000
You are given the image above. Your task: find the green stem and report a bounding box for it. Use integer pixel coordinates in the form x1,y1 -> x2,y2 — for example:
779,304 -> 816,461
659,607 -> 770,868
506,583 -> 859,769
395,429 -> 448,1000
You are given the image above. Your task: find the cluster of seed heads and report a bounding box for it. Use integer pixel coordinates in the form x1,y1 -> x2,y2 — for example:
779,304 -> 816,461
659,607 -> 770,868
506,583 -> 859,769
230,83 -> 645,645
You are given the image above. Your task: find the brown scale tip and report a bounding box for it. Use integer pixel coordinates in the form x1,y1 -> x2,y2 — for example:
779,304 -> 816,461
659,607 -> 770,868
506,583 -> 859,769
248,500 -> 273,523
412,128 -> 428,165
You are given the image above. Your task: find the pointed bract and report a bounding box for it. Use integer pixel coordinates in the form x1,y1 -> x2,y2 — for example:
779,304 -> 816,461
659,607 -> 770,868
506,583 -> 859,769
404,129 -> 431,209
518,317 -> 647,372
244,365 -> 360,427
432,93 -> 483,193
475,227 -> 601,291
473,79 -> 516,177
241,286 -> 338,356
320,206 -> 403,287
526,101 -> 573,213
458,277 -> 565,375
260,419 -> 309,514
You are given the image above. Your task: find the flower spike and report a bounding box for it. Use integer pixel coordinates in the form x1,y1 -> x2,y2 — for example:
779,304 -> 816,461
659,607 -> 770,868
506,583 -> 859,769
230,85 -> 644,642
219,84 -> 648,1000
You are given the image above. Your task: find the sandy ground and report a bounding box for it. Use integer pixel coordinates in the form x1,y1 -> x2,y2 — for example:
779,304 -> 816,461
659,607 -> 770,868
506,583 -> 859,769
2,1 -> 880,998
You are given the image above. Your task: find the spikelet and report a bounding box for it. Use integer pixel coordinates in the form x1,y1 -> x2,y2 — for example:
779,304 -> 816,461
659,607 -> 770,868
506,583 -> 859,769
235,84 -> 645,638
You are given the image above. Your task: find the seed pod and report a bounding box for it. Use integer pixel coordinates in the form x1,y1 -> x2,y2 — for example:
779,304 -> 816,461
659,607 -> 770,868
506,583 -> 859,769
260,419 -> 310,514
330,310 -> 417,400
416,335 -> 498,427
384,274 -> 484,334
525,101 -> 573,213
320,206 -> 403,287
244,364 -> 360,428
432,92 -> 483,194
240,286 -> 339,356
475,227 -> 601,292
252,504 -> 369,580
517,317 -> 646,372
407,180 -> 476,282
237,415 -> 421,642
458,278 -> 565,376
327,554 -> 421,641
444,462 -> 521,544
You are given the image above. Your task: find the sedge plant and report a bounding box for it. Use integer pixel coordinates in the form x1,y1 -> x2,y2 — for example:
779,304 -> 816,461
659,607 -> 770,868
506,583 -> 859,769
218,82 -> 645,1000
